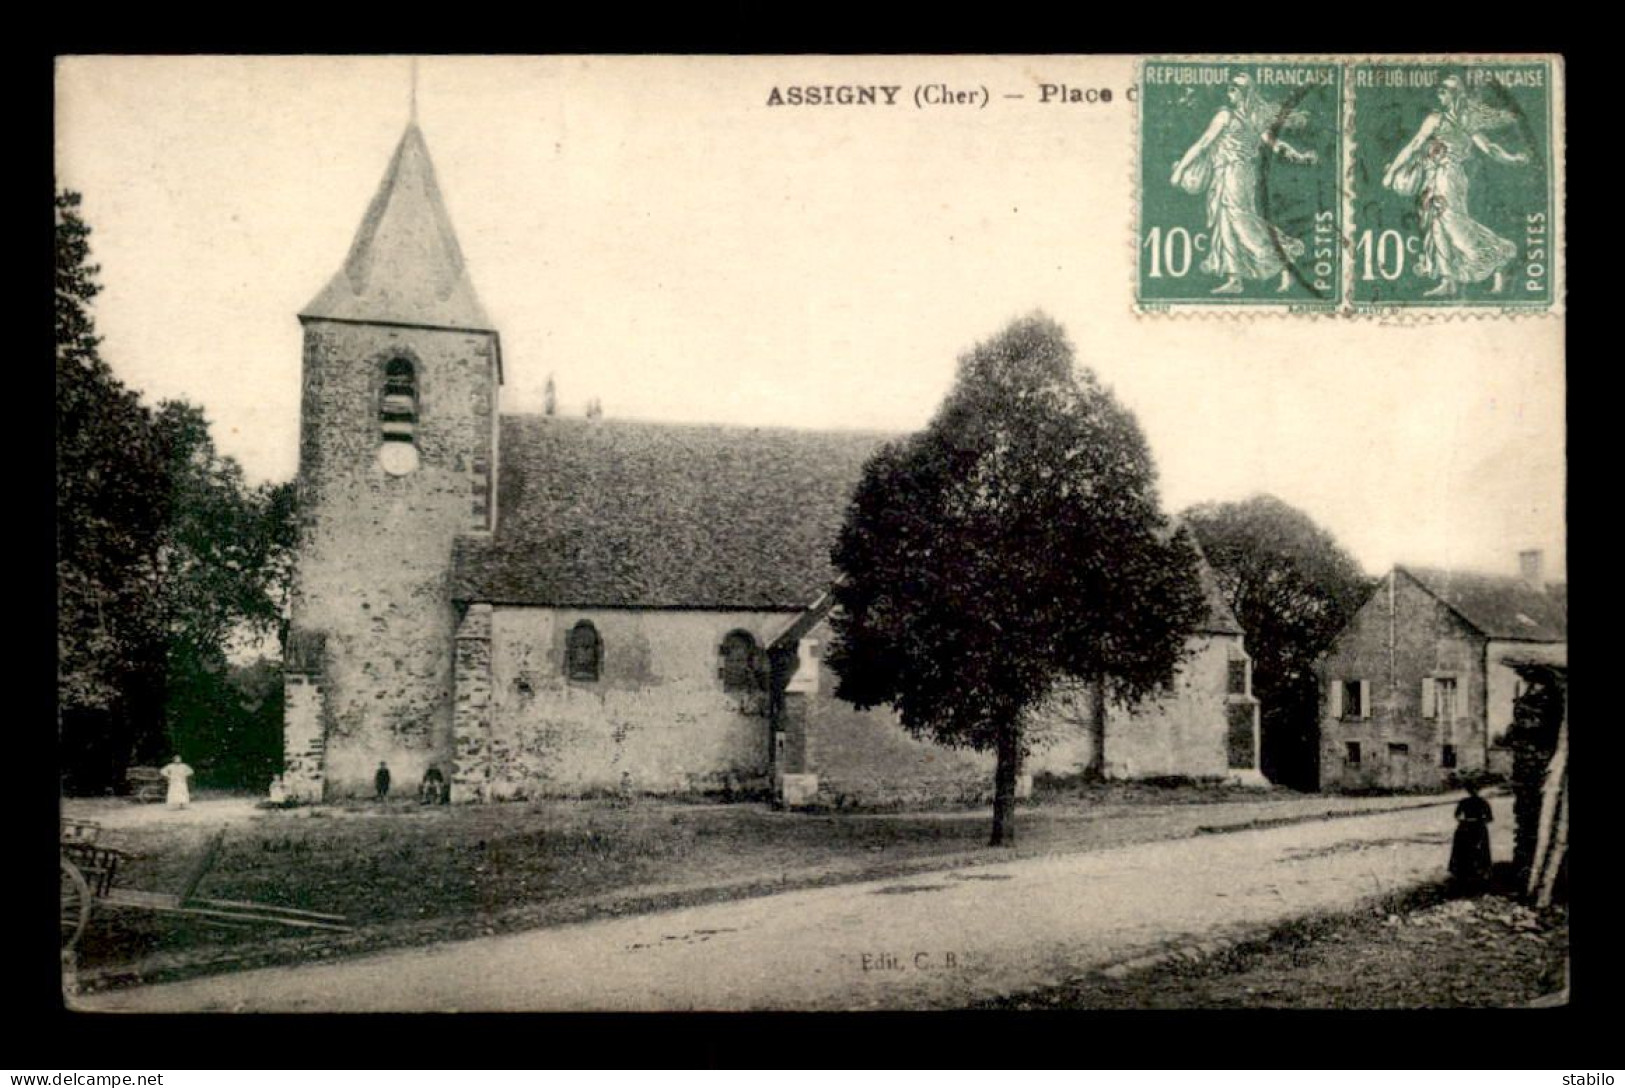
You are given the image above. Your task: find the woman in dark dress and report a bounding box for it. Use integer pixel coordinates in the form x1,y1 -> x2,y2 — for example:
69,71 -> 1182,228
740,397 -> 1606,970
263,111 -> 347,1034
1449,781 -> 1494,892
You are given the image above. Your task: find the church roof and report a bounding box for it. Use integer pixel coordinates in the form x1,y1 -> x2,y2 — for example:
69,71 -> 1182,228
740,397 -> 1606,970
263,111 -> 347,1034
301,123 -> 494,333
1190,544 -> 1244,637
452,416 -> 891,609
1399,566 -> 1567,642
453,415 -> 1246,636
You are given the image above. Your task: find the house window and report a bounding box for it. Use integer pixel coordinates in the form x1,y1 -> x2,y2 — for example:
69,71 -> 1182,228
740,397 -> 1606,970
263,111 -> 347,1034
381,359 -> 418,443
1388,742 -> 1409,759
1331,678 -> 1369,720
1227,659 -> 1249,696
565,621 -> 602,682
1442,744 -> 1458,769
719,630 -> 764,693
1423,676 -> 1459,722
1345,742 -> 1362,765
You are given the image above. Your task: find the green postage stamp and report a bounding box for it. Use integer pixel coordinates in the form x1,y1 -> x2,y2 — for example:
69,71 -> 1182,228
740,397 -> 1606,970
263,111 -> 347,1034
1136,56 -> 1560,315
1138,59 -> 1344,313
1349,59 -> 1556,311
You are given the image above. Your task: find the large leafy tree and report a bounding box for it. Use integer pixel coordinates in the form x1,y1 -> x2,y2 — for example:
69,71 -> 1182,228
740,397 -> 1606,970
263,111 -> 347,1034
146,403 -> 298,786
1182,495 -> 1373,790
57,190 -> 297,792
57,190 -> 170,788
828,314 -> 1208,845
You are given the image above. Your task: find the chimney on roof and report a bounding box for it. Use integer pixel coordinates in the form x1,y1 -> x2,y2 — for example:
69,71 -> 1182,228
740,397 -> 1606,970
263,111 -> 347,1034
1518,549 -> 1544,588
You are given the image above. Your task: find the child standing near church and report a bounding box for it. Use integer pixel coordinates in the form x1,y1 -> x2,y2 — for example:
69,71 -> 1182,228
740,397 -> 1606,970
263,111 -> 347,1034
161,754 -> 194,810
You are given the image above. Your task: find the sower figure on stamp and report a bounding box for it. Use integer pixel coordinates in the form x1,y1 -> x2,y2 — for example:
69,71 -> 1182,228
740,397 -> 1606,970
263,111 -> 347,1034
1170,72 -> 1318,295
1382,74 -> 1528,298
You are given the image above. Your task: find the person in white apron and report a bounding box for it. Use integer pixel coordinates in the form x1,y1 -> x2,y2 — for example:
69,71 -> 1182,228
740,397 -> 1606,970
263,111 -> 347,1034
161,755 -> 194,809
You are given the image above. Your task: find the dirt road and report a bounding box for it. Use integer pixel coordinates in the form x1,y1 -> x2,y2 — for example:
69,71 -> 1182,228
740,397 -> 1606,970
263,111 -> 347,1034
74,797 -> 1508,1012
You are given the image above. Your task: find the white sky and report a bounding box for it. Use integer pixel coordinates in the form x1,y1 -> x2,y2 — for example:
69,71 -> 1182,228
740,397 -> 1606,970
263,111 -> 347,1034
54,55 -> 1566,580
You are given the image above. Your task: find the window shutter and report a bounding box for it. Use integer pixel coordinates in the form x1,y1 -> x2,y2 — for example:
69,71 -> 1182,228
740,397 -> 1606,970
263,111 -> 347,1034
1329,680 -> 1343,719
1359,680 -> 1372,719
1421,677 -> 1436,719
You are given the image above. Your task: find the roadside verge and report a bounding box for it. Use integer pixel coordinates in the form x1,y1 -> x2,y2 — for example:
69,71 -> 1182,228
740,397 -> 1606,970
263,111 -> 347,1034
69,791 -> 1463,995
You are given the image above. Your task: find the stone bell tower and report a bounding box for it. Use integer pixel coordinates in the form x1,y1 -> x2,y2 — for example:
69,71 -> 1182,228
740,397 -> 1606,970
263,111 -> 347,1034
282,120 -> 501,801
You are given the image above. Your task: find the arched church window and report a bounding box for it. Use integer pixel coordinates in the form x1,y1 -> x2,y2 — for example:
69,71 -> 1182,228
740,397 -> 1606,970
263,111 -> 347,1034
377,359 -> 420,475
566,621 -> 602,682
380,358 -> 418,443
719,630 -> 765,694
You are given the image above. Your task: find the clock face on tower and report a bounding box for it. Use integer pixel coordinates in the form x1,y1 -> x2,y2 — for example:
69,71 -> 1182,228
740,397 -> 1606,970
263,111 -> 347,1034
378,442 -> 420,476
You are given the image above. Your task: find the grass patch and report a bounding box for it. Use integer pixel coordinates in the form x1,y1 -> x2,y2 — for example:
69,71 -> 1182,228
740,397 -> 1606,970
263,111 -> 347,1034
65,783 -> 1460,989
977,882 -> 1567,1009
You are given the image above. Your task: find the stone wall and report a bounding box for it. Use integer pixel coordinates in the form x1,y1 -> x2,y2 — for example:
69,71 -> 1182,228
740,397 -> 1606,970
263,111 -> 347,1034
446,602 -> 1258,803
1485,640 -> 1523,746
1317,570 -> 1488,790
284,319 -> 498,799
466,606 -> 794,798
1096,636 -> 1240,780
1013,635 -> 1250,782
794,626 -> 1249,804
798,648 -> 995,807
281,672 -> 326,803
451,603 -> 494,802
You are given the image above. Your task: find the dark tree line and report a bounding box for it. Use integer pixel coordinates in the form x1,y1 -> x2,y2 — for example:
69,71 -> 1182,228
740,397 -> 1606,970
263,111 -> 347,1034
57,191 -> 296,794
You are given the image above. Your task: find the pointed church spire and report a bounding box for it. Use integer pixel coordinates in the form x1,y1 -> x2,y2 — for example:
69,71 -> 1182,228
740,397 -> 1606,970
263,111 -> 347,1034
301,118 -> 494,333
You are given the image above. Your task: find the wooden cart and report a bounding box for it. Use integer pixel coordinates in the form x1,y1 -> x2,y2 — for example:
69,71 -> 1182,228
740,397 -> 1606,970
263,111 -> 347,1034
60,818 -> 352,951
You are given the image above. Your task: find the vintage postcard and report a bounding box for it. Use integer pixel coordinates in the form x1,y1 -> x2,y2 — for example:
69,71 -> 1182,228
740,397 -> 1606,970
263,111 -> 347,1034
55,55 -> 1566,1014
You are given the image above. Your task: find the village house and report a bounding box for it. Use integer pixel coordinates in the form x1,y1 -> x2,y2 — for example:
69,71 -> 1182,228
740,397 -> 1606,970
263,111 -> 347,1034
281,120 -> 1264,804
1314,552 -> 1567,792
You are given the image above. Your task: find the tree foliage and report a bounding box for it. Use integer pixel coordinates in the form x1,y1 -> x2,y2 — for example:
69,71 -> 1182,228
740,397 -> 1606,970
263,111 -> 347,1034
1182,495 -> 1374,789
57,190 -> 297,793
828,314 -> 1207,843
148,402 -> 296,661
57,192 -> 168,716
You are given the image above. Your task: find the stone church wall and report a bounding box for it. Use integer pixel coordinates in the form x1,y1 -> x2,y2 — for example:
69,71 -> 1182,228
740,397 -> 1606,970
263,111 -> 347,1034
459,606 -> 794,798
284,320 -> 498,799
1089,635 -> 1239,780
790,624 -> 1249,805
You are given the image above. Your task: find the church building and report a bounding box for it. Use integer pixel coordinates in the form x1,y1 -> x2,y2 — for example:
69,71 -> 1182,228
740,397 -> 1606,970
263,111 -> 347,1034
281,121 -> 1264,803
